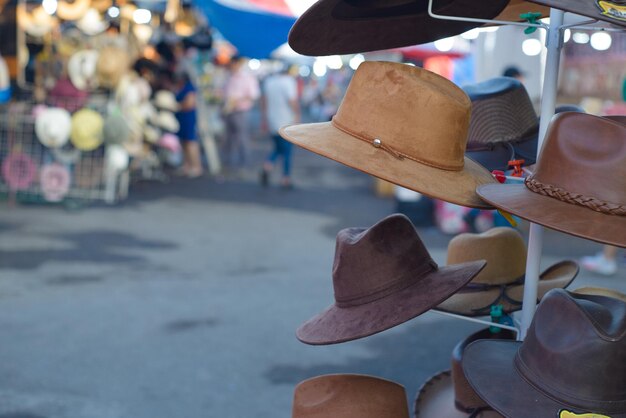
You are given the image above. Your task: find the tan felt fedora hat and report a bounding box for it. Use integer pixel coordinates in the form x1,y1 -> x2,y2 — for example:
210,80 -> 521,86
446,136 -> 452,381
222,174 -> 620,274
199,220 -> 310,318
436,227 -> 578,316
293,374 -> 409,418
573,286 -> 626,303
296,214 -> 486,345
280,61 -> 496,209
477,112 -> 626,248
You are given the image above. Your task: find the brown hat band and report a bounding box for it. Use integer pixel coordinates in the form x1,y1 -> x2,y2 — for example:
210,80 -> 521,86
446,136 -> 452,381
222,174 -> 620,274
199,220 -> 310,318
330,117 -> 463,171
525,176 -> 626,216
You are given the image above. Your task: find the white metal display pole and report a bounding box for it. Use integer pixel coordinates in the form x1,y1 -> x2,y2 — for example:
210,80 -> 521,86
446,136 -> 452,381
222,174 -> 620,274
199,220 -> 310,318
519,8 -> 565,339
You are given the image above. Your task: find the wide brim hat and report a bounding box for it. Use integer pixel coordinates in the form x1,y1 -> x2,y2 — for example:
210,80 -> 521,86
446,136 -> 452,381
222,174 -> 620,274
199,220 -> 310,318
17,5 -> 59,38
436,260 -> 578,316
414,371 -> 503,418
96,46 -> 129,89
76,8 -> 109,36
288,0 -> 509,56
527,0 -> 626,28
70,108 -> 104,151
2,153 -> 37,191
35,107 -> 72,148
477,113 -> 626,248
68,50 -> 99,91
280,62 -> 496,209
56,0 -> 91,21
40,163 -> 71,202
154,90 -> 179,112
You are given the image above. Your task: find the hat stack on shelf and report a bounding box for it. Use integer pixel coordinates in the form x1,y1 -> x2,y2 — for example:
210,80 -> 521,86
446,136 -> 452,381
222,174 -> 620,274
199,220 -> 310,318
280,1 -> 626,417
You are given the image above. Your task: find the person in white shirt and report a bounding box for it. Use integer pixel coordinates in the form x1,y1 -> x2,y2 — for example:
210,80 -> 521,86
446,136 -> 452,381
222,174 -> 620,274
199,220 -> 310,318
260,66 -> 300,189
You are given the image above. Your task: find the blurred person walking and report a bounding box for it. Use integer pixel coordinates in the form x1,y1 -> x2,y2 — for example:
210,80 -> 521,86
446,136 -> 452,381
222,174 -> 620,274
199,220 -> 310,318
260,65 -> 300,189
176,71 -> 203,177
222,55 -> 260,176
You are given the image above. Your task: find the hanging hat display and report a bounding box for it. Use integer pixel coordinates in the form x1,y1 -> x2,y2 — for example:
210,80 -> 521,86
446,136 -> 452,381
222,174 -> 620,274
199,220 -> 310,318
463,289 -> 626,418
39,163 -> 71,202
17,5 -> 58,38
96,46 -> 129,89
68,50 -> 99,91
292,374 -> 410,418
436,227 -> 579,316
280,61 -> 497,209
35,107 -> 72,149
76,8 -> 109,36
56,0 -> 91,21
70,108 -> 104,151
296,214 -> 486,345
477,112 -> 626,248
2,153 -> 37,191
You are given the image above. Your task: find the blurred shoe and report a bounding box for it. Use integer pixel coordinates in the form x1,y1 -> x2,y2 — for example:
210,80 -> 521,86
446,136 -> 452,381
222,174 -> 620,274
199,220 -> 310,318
280,178 -> 294,190
581,253 -> 618,276
260,168 -> 269,187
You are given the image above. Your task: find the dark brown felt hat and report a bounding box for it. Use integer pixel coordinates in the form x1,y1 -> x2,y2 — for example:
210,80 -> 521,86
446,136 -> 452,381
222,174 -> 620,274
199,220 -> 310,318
280,61 -> 497,209
292,374 -> 409,418
463,289 -> 626,418
477,112 -> 626,248
527,0 -> 626,28
296,214 -> 486,345
287,0 -> 510,56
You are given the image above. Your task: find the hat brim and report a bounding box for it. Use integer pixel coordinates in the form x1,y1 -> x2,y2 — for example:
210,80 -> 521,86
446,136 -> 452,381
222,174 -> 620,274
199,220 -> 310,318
463,340 -> 626,418
288,0 -> 508,56
414,371 -> 502,418
527,0 -> 626,28
281,123 -> 496,209
477,183 -> 626,248
296,260 -> 486,345
435,260 -> 579,316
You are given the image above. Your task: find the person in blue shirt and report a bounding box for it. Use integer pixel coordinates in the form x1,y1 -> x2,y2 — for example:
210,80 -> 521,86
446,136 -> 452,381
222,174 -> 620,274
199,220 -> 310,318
175,72 -> 203,177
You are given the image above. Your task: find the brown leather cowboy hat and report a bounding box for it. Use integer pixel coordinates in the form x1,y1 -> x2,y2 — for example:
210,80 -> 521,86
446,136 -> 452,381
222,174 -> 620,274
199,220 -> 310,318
414,328 -> 515,418
436,227 -> 578,316
477,112 -> 626,248
296,214 -> 486,345
293,374 -> 409,418
463,289 -> 626,418
280,61 -> 496,209
527,0 -> 626,28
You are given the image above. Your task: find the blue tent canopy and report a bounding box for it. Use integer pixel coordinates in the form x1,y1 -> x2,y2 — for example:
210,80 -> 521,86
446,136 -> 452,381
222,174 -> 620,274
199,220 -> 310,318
197,0 -> 296,59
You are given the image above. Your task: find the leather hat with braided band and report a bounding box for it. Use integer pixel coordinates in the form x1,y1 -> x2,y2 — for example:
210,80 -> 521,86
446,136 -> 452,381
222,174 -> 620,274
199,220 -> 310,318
280,61 -> 497,209
477,112 -> 626,247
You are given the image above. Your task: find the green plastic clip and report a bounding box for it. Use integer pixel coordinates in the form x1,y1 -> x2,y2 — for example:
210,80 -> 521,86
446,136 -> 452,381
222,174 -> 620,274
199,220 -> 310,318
489,305 -> 503,333
520,12 -> 542,34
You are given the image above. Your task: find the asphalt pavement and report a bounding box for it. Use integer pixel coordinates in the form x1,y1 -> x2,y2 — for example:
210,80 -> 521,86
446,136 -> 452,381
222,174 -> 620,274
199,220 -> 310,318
0,137 -> 624,418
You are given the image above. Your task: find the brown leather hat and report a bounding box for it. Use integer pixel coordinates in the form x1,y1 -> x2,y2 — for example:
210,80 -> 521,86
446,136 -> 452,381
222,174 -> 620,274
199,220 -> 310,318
287,0 -> 510,56
477,112 -> 626,248
296,214 -> 486,345
527,0 -> 626,28
293,374 -> 409,418
280,61 -> 497,209
463,289 -> 626,418
436,227 -> 579,316
414,328 -> 515,418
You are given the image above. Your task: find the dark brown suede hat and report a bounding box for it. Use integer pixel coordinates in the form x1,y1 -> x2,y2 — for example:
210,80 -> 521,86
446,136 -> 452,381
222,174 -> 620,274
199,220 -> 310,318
288,0 -> 509,56
527,0 -> 626,28
463,289 -> 626,418
296,214 -> 486,345
477,112 -> 626,248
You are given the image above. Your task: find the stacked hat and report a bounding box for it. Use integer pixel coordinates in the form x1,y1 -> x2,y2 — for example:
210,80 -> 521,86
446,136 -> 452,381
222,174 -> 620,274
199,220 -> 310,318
280,61 -> 497,209
477,112 -> 626,248
437,227 -> 578,316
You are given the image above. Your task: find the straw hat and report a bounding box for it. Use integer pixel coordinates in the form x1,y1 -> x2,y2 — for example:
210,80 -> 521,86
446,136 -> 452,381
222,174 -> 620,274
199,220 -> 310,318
477,112 -> 626,248
35,107 -> 72,148
144,125 -> 161,144
296,214 -> 486,345
76,8 -> 109,36
96,46 -> 129,89
2,153 -> 37,191
527,0 -> 626,28
288,0 -> 508,56
154,90 -> 179,112
280,61 -> 496,209
436,227 -> 579,316
152,110 -> 180,133
463,289 -> 626,418
116,73 -> 152,108
103,110 -> 131,145
70,108 -> 104,151
68,50 -> 99,91
56,0 -> 91,21
158,133 -> 181,153
17,5 -> 58,38
40,163 -> 71,202
293,374 -> 409,418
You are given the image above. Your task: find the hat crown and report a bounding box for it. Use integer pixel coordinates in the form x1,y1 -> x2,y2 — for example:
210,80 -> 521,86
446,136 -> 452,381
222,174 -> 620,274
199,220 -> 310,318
529,112 -> 626,209
517,289 -> 626,410
464,77 -> 538,145
332,214 -> 437,307
334,62 -> 471,171
292,374 -> 409,418
446,227 -> 526,285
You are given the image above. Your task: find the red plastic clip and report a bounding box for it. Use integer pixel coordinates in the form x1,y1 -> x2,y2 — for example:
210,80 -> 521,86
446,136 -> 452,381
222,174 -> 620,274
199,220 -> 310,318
492,170 -> 506,183
508,159 -> 525,177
